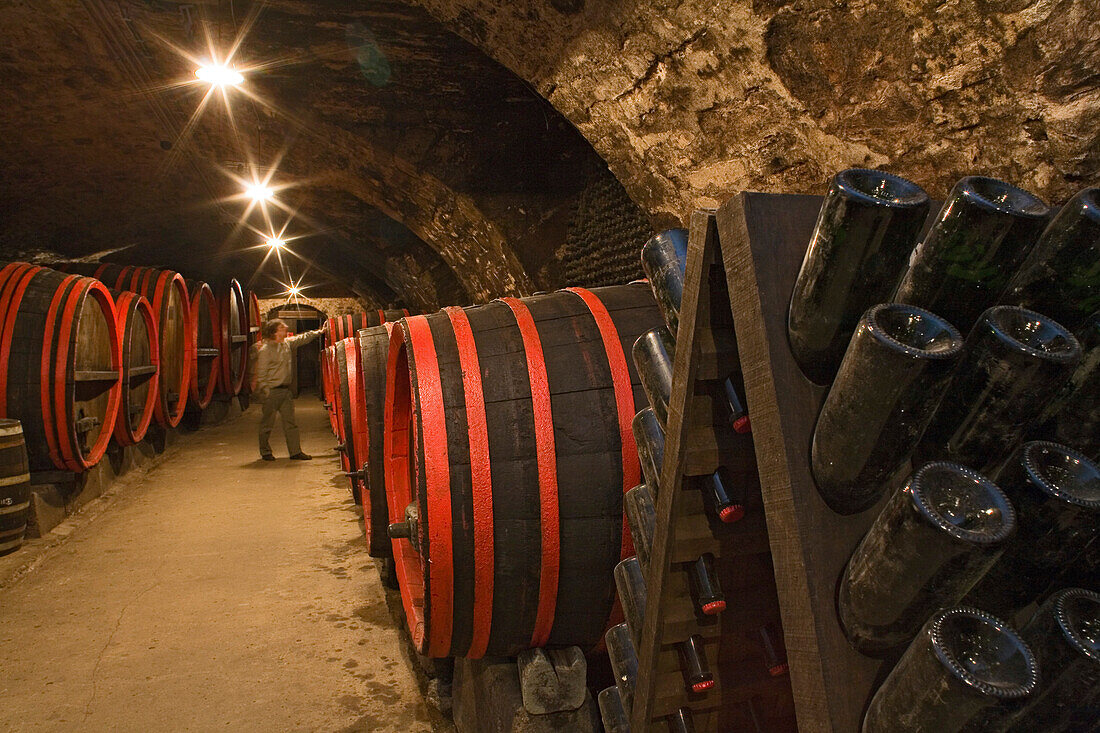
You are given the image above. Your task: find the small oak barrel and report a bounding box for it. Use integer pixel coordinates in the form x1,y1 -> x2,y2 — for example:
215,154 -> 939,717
110,290 -> 159,446
0,263 -> 122,472
186,280 -> 220,410
216,279 -> 248,395
0,419 -> 30,556
60,264 -> 192,427
384,284 -> 658,658
321,344 -> 339,436
358,322 -> 397,558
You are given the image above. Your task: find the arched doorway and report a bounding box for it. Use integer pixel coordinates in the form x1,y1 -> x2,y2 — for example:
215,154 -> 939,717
265,304 -> 327,395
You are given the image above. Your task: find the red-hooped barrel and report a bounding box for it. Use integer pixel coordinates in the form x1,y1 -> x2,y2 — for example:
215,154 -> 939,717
186,280 -> 220,410
333,338 -> 364,504
110,290 -> 159,446
0,263 -> 122,472
384,284 -> 657,658
325,309 -> 409,345
60,264 -> 192,427
216,279 -> 248,395
321,345 -> 338,436
358,323 -> 397,559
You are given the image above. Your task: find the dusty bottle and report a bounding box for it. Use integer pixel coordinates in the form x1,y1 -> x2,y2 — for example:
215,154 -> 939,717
788,168 -> 930,384
686,554 -> 725,616
605,623 -> 639,716
632,407 -> 665,496
633,326 -> 676,427
1049,310 -> 1100,461
641,228 -> 689,336
666,707 -> 695,733
812,303 -> 964,514
1001,187 -> 1100,332
920,306 -> 1081,474
721,376 -> 751,434
894,176 -> 1051,333
615,556 -> 648,643
966,441 -> 1100,617
624,484 -> 656,567
598,686 -> 630,733
862,607 -> 1038,733
704,466 -> 746,523
838,462 -> 1015,655
759,622 -> 789,676
677,634 -> 715,693
996,588 -> 1100,732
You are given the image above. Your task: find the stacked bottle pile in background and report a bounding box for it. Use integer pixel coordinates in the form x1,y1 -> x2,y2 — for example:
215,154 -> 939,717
788,171 -> 1100,731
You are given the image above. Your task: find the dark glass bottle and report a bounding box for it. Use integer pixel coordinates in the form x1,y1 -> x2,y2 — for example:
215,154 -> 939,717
920,306 -> 1081,474
632,407 -> 665,496
721,375 -> 751,434
788,168 -> 930,384
704,466 -> 746,523
759,623 -> 789,676
666,707 -> 696,733
894,176 -> 1051,333
597,685 -> 630,733
677,634 -> 715,693
812,303 -> 964,514
633,326 -> 676,426
641,228 -> 689,336
966,441 -> 1100,617
624,484 -> 656,567
1001,187 -> 1100,332
615,556 -> 647,643
1050,311 -> 1100,461
862,607 -> 1038,733
605,622 -> 639,716
686,554 -> 725,616
839,462 -> 1015,655
999,588 -> 1100,732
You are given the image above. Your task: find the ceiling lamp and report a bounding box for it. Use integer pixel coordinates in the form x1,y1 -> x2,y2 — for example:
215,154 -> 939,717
265,236 -> 286,249
196,64 -> 244,87
246,182 -> 275,203
287,285 -> 300,296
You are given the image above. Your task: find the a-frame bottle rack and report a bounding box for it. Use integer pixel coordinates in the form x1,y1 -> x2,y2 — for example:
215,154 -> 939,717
629,210 -> 796,731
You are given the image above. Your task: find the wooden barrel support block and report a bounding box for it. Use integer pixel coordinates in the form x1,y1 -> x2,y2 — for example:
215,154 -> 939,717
0,263 -> 122,472
384,284 -> 660,659
110,290 -> 159,446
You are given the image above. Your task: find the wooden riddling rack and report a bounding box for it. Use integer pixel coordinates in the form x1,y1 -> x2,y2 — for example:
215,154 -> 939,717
630,210 -> 797,732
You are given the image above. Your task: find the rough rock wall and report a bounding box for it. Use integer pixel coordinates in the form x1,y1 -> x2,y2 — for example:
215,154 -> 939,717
412,0 -> 1099,225
258,297 -> 372,321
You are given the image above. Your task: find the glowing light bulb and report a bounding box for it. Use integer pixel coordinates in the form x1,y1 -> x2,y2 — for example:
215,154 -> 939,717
288,285 -> 300,296
265,236 -> 286,249
196,64 -> 244,87
246,183 -> 275,203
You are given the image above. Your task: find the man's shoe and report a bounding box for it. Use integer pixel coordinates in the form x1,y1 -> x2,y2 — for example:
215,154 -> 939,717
260,454 -> 275,462
289,452 -> 313,460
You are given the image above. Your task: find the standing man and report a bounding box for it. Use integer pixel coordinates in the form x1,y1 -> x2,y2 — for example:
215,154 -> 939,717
252,319 -> 324,461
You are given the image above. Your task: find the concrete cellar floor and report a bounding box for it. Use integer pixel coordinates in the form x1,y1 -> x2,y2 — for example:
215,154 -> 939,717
0,398 -> 449,732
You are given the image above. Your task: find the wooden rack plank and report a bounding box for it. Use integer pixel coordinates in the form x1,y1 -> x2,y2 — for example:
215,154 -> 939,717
715,192 -> 888,732
128,365 -> 157,377
73,370 -> 119,382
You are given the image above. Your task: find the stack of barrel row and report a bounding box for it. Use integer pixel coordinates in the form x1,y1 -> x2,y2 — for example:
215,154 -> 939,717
0,262 -> 254,474
324,290 -> 664,661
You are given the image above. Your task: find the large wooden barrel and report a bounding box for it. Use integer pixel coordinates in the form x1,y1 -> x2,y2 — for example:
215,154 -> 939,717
358,323 -> 397,559
110,290 -> 159,446
384,284 -> 658,658
321,345 -> 339,436
325,309 -> 409,345
186,280 -> 220,410
333,338 -> 362,504
216,279 -> 248,395
61,264 -> 192,427
0,263 -> 122,472
0,420 -> 30,556
249,291 -> 261,345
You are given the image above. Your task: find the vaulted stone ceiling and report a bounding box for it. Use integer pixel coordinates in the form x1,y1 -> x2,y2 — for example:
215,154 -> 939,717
1,0 -> 1096,309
